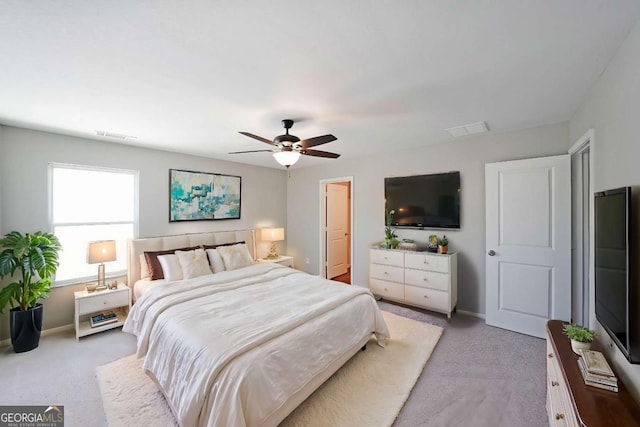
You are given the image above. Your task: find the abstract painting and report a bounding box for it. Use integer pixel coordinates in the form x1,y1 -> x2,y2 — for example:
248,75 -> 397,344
169,169 -> 241,221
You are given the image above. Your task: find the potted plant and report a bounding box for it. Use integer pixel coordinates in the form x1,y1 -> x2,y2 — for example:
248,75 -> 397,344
0,231 -> 62,353
438,235 -> 449,254
384,208 -> 399,249
562,324 -> 596,355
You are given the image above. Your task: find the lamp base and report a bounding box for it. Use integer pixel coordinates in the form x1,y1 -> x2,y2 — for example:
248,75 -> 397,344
265,242 -> 279,259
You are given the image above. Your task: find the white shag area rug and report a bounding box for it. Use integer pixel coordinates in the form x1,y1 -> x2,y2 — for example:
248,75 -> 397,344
96,311 -> 443,427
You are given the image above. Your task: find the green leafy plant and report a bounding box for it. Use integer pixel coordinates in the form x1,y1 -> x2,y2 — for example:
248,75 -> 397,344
428,235 -> 438,246
0,231 -> 62,312
562,324 -> 595,343
384,208 -> 397,240
439,235 -> 448,246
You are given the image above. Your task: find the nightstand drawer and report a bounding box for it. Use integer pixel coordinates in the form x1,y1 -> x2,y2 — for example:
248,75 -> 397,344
77,290 -> 129,315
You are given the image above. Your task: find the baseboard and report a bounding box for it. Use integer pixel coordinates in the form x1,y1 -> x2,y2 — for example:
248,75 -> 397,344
0,323 -> 74,347
456,309 -> 486,320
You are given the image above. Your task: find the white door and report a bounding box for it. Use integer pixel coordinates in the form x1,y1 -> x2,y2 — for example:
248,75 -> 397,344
485,155 -> 571,338
327,183 -> 349,278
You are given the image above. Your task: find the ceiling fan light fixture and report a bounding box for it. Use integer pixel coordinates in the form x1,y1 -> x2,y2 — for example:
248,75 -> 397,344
273,150 -> 301,167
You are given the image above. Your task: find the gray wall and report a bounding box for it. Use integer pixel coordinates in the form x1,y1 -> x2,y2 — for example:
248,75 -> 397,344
570,20 -> 640,399
286,122 -> 569,315
0,126 -> 287,340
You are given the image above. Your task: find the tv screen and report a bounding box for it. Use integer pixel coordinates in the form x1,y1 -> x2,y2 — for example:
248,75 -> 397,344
384,172 -> 460,229
595,187 -> 635,361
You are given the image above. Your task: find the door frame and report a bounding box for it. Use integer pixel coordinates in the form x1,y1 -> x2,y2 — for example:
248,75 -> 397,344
569,128 -> 595,328
319,176 -> 354,281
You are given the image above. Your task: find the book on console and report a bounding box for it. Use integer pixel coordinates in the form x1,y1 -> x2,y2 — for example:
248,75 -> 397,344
577,357 -> 617,386
578,349 -> 616,377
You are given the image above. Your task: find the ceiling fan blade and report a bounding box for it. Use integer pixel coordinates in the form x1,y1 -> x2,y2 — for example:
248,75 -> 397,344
228,149 -> 274,154
301,148 -> 340,159
238,132 -> 276,145
299,134 -> 337,148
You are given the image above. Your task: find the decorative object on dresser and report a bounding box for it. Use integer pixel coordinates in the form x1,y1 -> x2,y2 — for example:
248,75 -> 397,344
87,240 -> 116,290
546,320 -> 640,426
427,235 -> 439,252
74,282 -> 131,340
169,169 -> 241,222
261,227 -> 285,258
437,235 -> 448,254
383,207 -> 399,249
0,231 -> 62,353
576,349 -> 618,392
369,248 -> 457,319
562,323 -> 595,355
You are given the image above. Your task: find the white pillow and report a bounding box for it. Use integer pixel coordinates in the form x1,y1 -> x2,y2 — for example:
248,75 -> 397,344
140,254 -> 150,279
157,254 -> 183,281
216,243 -> 254,271
175,248 -> 212,279
205,248 -> 226,273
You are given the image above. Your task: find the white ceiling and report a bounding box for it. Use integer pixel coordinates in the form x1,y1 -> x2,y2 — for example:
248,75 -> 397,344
1,1 -> 639,169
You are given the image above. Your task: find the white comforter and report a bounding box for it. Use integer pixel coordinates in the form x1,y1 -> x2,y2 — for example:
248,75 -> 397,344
123,263 -> 389,427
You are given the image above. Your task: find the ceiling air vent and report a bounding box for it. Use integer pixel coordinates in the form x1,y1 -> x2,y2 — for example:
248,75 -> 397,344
445,121 -> 489,137
95,130 -> 137,140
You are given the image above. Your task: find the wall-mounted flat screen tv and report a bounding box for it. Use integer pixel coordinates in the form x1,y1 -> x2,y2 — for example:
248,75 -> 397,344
384,172 -> 460,229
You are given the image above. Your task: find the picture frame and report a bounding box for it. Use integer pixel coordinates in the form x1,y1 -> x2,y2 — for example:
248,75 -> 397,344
169,169 -> 241,222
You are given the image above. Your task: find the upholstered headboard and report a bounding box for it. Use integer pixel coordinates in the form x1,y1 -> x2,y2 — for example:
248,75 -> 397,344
127,229 -> 256,286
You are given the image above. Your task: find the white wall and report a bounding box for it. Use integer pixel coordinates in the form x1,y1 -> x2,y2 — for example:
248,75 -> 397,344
570,20 -> 640,400
0,126 -> 287,340
287,122 -> 569,315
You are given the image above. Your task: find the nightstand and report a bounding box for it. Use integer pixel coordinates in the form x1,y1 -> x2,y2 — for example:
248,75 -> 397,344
74,282 -> 131,340
257,255 -> 294,268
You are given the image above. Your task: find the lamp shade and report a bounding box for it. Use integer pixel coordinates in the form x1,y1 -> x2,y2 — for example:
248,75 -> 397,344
87,240 -> 117,264
272,151 -> 301,167
261,228 -> 285,242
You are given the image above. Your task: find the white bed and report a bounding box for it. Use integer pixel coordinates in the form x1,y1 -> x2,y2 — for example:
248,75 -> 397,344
124,230 -> 389,427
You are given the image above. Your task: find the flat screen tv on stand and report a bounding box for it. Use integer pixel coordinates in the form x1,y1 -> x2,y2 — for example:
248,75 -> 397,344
594,186 -> 640,364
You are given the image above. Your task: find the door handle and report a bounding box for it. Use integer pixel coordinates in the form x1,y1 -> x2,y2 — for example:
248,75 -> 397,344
488,250 -> 496,256
344,233 -> 348,236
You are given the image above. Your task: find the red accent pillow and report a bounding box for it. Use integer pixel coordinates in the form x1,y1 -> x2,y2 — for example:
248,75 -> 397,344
144,246 -> 199,280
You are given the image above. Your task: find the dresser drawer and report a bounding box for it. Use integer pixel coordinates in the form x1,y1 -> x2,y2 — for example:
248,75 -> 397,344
404,286 -> 449,311
369,279 -> 404,300
404,253 -> 449,273
370,263 -> 404,283
404,269 -> 449,291
77,290 -> 130,315
370,249 -> 404,267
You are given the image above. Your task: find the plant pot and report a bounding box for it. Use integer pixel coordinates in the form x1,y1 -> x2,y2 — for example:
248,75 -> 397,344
438,245 -> 448,254
10,303 -> 43,353
570,339 -> 591,355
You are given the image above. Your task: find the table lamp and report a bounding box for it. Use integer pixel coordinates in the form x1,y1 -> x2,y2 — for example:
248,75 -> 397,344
261,228 -> 284,259
87,240 -> 116,289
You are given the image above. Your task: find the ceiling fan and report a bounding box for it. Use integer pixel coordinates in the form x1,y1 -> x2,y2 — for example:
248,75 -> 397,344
230,119 -> 339,167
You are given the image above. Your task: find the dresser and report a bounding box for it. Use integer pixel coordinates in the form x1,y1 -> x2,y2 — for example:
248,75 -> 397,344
546,320 -> 640,426
369,248 -> 457,319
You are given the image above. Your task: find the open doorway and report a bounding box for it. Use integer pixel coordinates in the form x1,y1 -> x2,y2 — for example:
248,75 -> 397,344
319,177 -> 353,284
570,129 -> 594,327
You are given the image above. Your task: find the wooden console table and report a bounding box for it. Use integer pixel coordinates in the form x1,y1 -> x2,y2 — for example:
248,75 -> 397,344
546,320 -> 640,426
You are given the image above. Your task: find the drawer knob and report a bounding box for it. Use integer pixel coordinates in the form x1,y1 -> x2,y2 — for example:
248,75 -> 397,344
423,278 -> 428,281
384,256 -> 388,260
547,353 -> 553,358
384,288 -> 388,291
423,261 -> 428,264
384,271 -> 388,275
551,381 -> 559,387
423,295 -> 428,299
103,301 -> 107,305
555,413 -> 564,420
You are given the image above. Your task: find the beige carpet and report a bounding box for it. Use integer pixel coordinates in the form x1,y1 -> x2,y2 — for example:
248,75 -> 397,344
96,311 -> 443,427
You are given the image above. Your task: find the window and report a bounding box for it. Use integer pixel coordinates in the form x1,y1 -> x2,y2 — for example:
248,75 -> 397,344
50,164 -> 138,285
